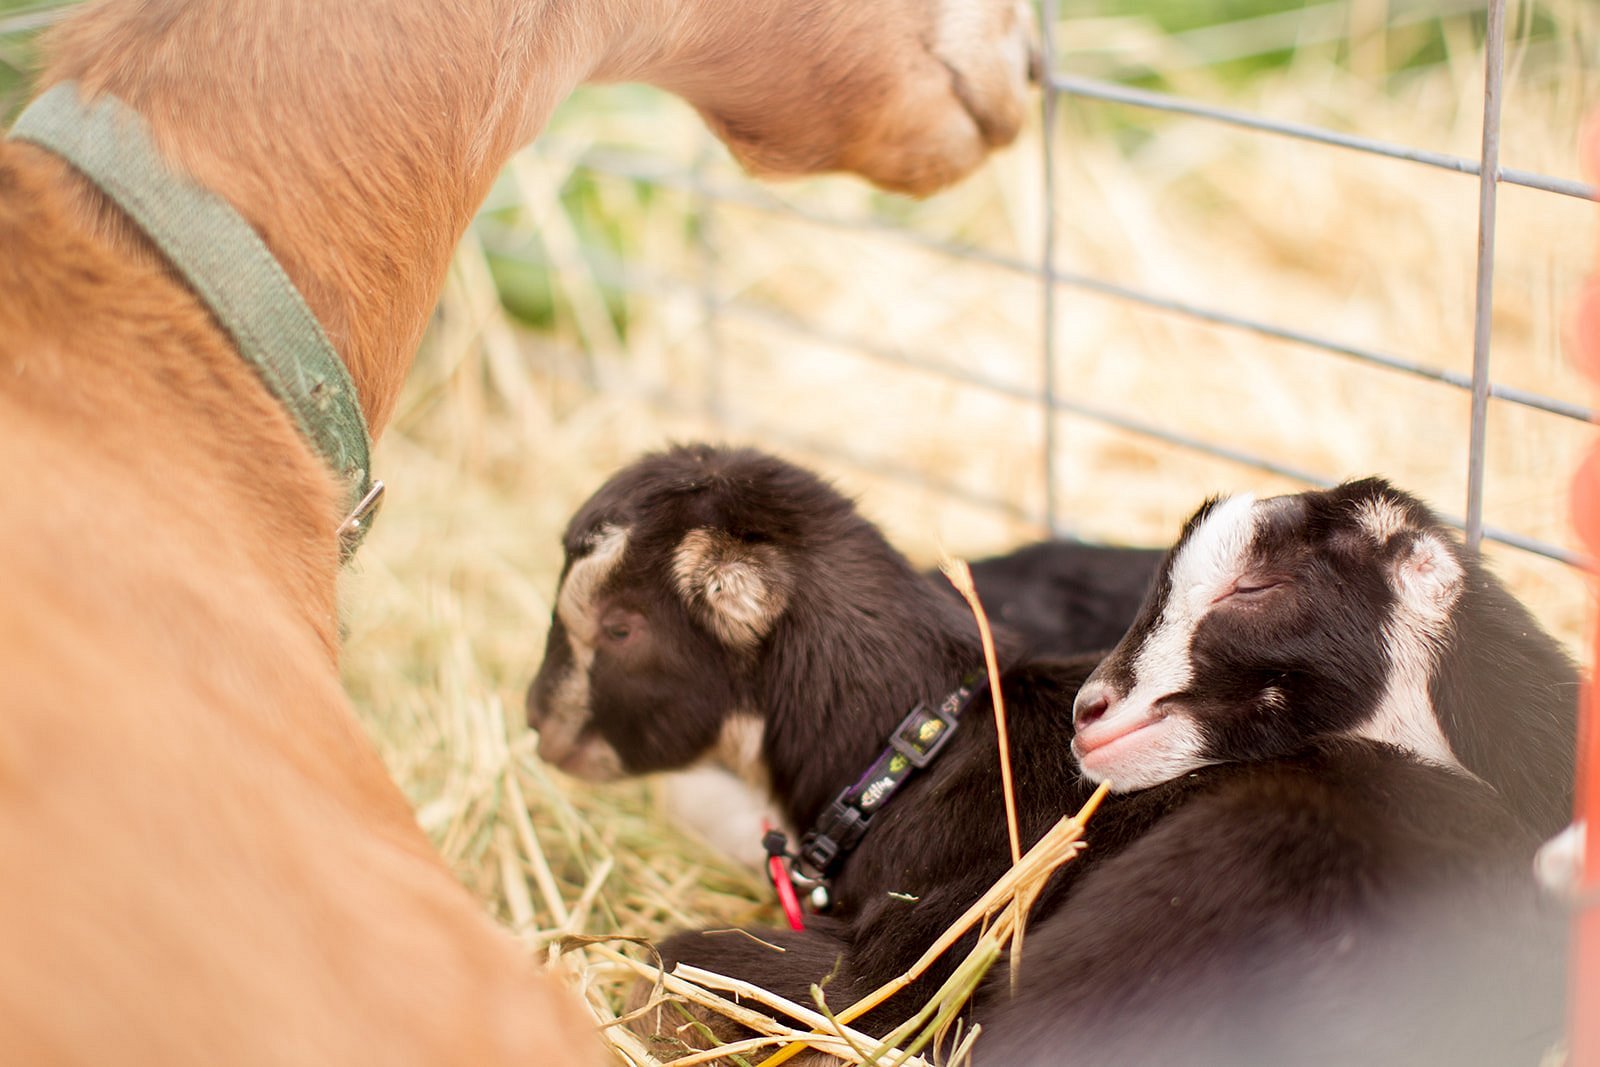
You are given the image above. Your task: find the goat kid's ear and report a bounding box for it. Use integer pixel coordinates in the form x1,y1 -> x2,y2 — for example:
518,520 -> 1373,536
671,529 -> 793,650
1390,531 -> 1465,618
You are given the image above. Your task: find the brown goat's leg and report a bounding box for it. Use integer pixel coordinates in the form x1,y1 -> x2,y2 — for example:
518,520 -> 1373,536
39,0 -> 1028,443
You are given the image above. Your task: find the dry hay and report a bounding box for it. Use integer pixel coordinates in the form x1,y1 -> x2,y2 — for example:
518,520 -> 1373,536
340,8 -> 1598,1062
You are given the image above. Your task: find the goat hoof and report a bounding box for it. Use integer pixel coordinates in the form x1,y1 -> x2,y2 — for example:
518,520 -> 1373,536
621,975 -> 846,1066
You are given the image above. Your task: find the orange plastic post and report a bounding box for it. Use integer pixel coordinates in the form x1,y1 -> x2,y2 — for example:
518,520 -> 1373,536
1567,114 -> 1600,1067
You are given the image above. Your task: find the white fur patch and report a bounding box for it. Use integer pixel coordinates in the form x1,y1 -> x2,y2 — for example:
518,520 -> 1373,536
658,766 -> 788,871
655,714 -> 778,870
671,529 -> 789,650
1354,497 -> 1410,545
537,525 -> 630,772
1351,531 -> 1464,769
1073,494 -> 1258,790
1076,714 -> 1211,792
712,712 -> 770,792
1125,495 -> 1258,720
556,524 -> 630,643
1534,821 -> 1586,899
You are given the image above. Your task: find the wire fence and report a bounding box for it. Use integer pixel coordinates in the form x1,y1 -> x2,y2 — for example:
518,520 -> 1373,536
1041,0 -> 1595,567
533,0 -> 1597,575
3,0 -> 1592,574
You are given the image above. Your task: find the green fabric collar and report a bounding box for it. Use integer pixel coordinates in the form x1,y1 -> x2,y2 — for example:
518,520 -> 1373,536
8,82 -> 382,562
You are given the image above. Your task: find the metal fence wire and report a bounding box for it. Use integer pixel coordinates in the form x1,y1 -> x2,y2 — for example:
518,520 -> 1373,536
527,0 -> 1597,580
1038,0 -> 1595,568
2,3 -> 1590,564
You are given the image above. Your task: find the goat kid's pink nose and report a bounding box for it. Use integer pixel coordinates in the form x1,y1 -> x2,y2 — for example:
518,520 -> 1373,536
1073,680 -> 1118,729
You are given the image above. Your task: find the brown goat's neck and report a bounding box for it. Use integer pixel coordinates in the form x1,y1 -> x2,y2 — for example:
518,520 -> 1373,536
15,0 -> 761,649
35,0 -> 739,437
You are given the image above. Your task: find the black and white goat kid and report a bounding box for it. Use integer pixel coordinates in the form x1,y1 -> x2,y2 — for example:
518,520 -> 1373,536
972,477 -> 1576,1064
1068,479 -> 1578,834
960,479 -> 1574,1062
525,448 -> 1574,1060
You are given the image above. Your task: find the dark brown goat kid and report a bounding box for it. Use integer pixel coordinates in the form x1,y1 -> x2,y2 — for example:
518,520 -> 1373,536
526,446 -> 1574,1061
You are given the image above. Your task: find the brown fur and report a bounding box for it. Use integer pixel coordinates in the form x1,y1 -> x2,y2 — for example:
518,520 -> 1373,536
0,0 -> 1027,1062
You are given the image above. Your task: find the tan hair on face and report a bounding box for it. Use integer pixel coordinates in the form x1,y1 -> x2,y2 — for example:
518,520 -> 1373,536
557,524 -> 630,644
538,525 -> 631,769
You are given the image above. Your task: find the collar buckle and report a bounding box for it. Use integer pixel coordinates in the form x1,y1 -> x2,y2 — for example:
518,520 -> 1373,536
337,480 -> 386,558
799,802 -> 865,877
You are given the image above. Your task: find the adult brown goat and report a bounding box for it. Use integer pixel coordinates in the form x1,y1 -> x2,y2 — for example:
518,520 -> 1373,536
0,1 -> 1029,1063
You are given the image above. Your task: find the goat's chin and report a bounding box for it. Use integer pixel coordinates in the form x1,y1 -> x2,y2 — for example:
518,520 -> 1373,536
1075,715 -> 1210,792
541,733 -> 625,782
832,72 -> 1024,196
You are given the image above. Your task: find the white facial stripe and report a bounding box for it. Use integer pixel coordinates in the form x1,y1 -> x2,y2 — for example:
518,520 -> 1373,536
534,635 -> 601,769
1124,493 -> 1260,714
1072,494 -> 1258,790
556,523 -> 630,643
538,524 -> 629,769
1351,530 -> 1464,769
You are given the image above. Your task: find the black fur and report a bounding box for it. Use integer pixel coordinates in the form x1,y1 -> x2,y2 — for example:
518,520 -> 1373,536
960,541 -> 1163,656
1429,560 -> 1583,838
975,478 -> 1574,1063
976,741 -> 1563,1066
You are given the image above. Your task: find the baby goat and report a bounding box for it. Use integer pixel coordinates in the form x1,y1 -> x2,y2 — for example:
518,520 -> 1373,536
656,538 -> 1162,870
975,478 -> 1577,1064
1068,480 -> 1579,834
526,445 -> 1115,1023
525,449 -> 1573,1054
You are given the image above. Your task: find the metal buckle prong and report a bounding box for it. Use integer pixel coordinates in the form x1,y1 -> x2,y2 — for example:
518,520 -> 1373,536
337,480 -> 386,549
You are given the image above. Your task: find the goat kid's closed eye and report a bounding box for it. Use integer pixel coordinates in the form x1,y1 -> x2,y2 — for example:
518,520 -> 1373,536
1213,578 -> 1286,605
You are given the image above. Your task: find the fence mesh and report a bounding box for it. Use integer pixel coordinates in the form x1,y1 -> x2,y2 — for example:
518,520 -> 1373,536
492,0 -> 1596,585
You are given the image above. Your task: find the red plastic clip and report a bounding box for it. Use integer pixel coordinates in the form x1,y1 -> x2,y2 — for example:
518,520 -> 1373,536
761,820 -> 806,931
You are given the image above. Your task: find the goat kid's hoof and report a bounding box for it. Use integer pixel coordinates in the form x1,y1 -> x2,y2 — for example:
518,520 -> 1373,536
622,976 -> 738,1062
622,975 -> 845,1067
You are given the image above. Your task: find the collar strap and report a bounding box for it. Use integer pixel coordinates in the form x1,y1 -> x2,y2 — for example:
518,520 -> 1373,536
797,671 -> 989,880
8,82 -> 381,562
